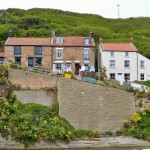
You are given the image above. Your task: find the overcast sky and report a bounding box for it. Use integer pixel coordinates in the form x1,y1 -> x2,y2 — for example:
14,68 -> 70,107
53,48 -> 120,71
0,0 -> 150,19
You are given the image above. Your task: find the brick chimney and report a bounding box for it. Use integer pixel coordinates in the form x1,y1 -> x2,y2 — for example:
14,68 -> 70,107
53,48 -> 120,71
50,30 -> 55,37
99,37 -> 103,43
130,37 -> 134,43
8,29 -> 14,37
90,32 -> 94,38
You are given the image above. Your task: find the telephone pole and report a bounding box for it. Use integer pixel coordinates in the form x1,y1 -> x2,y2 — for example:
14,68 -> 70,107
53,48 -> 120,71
117,4 -> 120,18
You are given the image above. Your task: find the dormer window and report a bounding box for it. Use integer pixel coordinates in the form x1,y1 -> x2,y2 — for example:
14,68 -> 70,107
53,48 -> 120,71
56,37 -> 63,43
84,38 -> 90,45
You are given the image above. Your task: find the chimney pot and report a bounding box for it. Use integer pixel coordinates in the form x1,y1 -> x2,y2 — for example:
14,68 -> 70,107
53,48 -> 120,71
8,29 -> 13,37
90,32 -> 94,38
99,37 -> 103,43
50,30 -> 55,37
130,37 -> 133,43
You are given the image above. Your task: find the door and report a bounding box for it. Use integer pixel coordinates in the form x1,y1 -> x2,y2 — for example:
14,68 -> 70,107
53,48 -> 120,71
28,57 -> 34,67
147,75 -> 150,80
75,63 -> 80,75
117,73 -> 124,85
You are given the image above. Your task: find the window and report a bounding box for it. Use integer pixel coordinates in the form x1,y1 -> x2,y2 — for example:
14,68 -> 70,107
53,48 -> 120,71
35,46 -> 42,55
65,63 -> 71,71
84,38 -> 90,45
55,63 -> 62,71
56,48 -> 63,59
84,48 -> 89,60
84,63 -> 89,71
140,73 -> 144,80
109,60 -> 115,68
124,73 -> 130,81
125,52 -> 129,57
35,57 -> 42,66
118,73 -> 122,75
140,60 -> 144,69
56,37 -> 63,43
110,73 -> 115,79
14,46 -> 21,54
0,57 -> 4,63
124,60 -> 130,68
110,51 -> 114,57
15,57 -> 21,64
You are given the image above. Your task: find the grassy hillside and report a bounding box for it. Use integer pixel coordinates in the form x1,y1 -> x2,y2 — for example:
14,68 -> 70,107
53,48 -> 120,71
0,8 -> 150,58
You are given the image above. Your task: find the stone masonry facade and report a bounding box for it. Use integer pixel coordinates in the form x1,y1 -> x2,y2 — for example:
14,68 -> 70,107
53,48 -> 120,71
4,34 -> 95,75
5,45 -> 53,69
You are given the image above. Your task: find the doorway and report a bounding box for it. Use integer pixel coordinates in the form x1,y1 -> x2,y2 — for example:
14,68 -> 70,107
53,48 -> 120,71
75,63 -> 80,75
28,57 -> 34,67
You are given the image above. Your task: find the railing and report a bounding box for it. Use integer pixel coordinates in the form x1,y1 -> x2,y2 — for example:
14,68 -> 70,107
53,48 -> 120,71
10,63 -> 54,76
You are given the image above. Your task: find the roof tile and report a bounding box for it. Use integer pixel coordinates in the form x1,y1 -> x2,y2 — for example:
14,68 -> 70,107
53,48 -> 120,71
0,52 -> 4,57
5,37 -> 95,47
101,43 -> 137,52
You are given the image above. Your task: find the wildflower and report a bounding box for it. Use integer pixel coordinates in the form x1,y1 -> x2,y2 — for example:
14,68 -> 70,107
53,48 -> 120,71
131,112 -> 142,123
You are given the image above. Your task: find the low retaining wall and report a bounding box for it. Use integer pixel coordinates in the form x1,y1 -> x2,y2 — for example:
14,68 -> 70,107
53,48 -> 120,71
16,89 -> 57,106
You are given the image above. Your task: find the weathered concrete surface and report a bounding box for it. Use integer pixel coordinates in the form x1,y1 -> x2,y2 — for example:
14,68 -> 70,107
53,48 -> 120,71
58,78 -> 135,132
1,135 -> 150,149
16,89 -> 57,106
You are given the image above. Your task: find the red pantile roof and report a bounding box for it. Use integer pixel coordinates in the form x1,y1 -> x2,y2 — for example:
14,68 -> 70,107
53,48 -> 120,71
0,52 -> 4,57
101,43 -> 137,52
5,37 -> 95,47
5,37 -> 51,46
53,37 -> 94,47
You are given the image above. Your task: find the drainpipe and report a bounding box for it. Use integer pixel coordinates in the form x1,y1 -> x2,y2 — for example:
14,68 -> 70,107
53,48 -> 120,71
137,51 -> 138,81
51,30 -> 55,71
98,37 -> 103,80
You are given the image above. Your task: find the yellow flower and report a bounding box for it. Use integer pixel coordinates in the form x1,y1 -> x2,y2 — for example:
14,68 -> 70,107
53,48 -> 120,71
131,112 -> 142,123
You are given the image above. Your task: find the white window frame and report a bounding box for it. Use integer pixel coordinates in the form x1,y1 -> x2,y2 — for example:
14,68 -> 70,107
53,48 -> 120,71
56,37 -> 63,43
140,60 -> 145,69
84,48 -> 90,59
140,73 -> 144,81
109,60 -> 115,69
124,60 -> 130,68
125,52 -> 129,57
84,38 -> 90,45
56,48 -> 63,59
110,51 -> 114,57
110,73 -> 116,79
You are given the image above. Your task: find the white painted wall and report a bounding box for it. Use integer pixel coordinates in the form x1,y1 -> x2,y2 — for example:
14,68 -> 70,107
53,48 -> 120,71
99,44 -> 150,83
138,53 -> 150,81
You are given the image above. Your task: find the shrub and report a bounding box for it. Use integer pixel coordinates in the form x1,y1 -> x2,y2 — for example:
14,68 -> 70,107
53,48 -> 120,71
121,110 -> 150,141
96,80 -> 106,86
126,87 -> 134,92
74,129 -> 99,139
104,131 -> 113,136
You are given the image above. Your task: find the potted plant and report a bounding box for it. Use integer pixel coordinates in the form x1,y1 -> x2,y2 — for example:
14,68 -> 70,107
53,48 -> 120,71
64,71 -> 73,79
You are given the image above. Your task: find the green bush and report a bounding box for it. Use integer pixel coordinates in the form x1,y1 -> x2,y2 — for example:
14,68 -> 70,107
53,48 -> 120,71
121,110 -> 150,141
126,87 -> 134,92
74,129 -> 99,139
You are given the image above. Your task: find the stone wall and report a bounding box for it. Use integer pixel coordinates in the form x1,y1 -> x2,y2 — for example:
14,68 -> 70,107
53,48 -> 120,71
9,68 -> 135,132
9,68 -> 59,89
58,78 -> 135,132
17,89 -> 57,106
